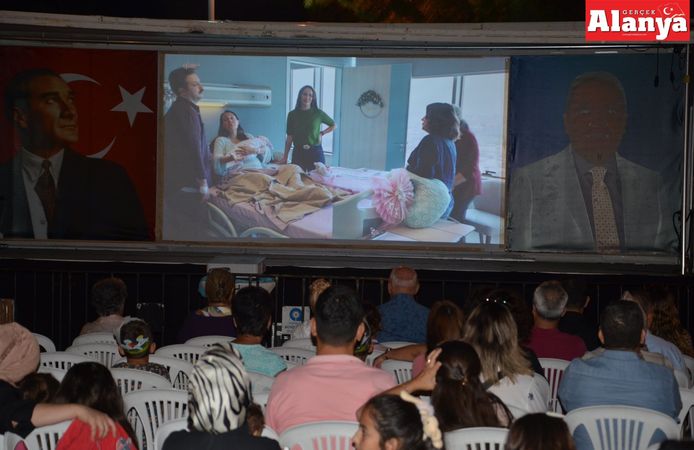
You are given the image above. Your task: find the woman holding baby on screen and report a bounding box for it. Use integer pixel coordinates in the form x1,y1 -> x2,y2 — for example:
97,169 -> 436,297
211,110 -> 273,178
281,85 -> 336,172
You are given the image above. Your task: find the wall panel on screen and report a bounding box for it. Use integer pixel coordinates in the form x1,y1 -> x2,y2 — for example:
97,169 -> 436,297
506,54 -> 685,255
161,53 -> 508,245
0,46 -> 157,241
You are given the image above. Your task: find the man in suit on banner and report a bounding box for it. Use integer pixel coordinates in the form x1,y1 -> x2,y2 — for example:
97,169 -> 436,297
0,68 -> 147,240
509,71 -> 673,253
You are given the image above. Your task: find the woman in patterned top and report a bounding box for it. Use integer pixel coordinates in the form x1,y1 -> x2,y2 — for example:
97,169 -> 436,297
112,317 -> 170,381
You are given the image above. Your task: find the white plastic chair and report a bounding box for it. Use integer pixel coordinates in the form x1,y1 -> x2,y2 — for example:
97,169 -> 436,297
184,335 -> 235,347
113,355 -> 193,391
538,357 -> 570,413
154,418 -> 188,450
683,355 -> 694,379
679,388 -> 694,438
39,351 -> 93,371
66,343 -> 119,366
32,333 -> 56,352
564,405 -> 680,450
72,332 -> 117,346
261,425 -> 279,441
5,421 -> 72,450
279,421 -> 358,450
156,344 -> 206,364
36,365 -> 67,382
381,359 -> 412,384
379,341 -> 416,349
247,370 -> 275,393
674,369 -> 691,389
111,367 -> 173,395
270,347 -> 314,366
124,389 -> 188,450
444,426 -> 509,450
281,338 -> 316,350
253,391 -> 269,411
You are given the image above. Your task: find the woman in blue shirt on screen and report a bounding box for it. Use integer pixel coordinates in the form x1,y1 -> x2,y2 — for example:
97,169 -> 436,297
406,102 -> 459,218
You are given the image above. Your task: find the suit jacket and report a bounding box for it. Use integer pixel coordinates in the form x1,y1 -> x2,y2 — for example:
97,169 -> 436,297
509,147 -> 673,252
0,149 -> 148,240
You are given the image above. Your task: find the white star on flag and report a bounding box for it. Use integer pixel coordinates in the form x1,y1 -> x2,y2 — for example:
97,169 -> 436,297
111,86 -> 153,126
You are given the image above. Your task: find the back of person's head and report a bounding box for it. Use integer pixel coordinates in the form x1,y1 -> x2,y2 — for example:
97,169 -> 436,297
246,403 -> 265,437
115,317 -> 155,358
562,279 -> 589,310
309,278 -> 331,310
56,361 -> 136,443
188,345 -> 251,433
533,281 -> 568,321
426,300 -> 465,352
205,269 -> 235,305
354,304 -> 382,361
432,340 -> 508,431
232,286 -> 272,337
623,289 -> 654,316
462,301 -> 531,383
92,277 -> 127,317
355,394 -> 440,450
168,67 -> 196,96
425,102 -> 460,140
0,322 -> 40,385
504,413 -> 576,450
388,266 -> 419,295
466,288 -> 533,344
600,300 -> 645,350
314,285 -> 365,346
19,372 -> 60,403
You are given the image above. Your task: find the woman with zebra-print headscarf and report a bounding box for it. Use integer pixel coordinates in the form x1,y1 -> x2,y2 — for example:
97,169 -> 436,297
162,344 -> 280,450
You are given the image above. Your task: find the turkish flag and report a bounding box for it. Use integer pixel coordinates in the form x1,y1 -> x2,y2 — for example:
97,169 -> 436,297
0,46 -> 157,238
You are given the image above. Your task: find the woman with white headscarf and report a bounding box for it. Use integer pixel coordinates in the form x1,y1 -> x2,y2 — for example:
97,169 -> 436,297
163,344 -> 280,450
0,322 -> 115,438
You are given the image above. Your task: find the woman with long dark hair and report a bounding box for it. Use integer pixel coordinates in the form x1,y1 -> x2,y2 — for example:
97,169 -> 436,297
432,340 -> 512,431
281,85 -> 335,171
211,110 -> 271,176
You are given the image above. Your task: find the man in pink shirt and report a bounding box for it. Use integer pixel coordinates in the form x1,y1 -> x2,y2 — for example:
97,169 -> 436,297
265,285 -> 396,434
527,280 -> 587,361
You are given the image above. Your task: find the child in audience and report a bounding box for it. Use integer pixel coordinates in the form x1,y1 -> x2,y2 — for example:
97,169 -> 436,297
504,413 -> 576,450
246,403 -> 265,437
290,278 -> 331,340
353,393 -> 443,450
432,340 -> 513,430
19,373 -> 60,403
231,286 -> 286,377
112,317 -> 170,381
354,304 -> 381,361
55,361 -> 138,447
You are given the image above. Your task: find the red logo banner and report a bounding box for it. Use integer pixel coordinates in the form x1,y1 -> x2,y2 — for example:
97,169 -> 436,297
586,0 -> 690,41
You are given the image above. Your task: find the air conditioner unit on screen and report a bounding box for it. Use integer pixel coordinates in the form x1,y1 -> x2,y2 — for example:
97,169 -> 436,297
200,83 -> 272,107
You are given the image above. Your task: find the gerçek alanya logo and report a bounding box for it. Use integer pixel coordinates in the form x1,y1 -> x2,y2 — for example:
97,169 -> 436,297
586,1 -> 690,42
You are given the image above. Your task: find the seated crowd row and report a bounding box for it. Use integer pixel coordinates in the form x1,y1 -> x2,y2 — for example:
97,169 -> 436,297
1,268 -> 693,450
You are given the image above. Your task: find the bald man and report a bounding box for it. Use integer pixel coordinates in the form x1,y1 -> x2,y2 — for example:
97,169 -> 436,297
377,266 -> 429,343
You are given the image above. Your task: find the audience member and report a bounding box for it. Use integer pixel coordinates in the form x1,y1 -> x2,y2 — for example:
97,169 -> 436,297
464,288 -> 544,376
18,373 -> 59,403
163,345 -> 279,450
378,267 -> 428,343
266,285 -> 395,434
178,269 -> 237,343
55,362 -> 137,446
354,304 -> 381,361
527,281 -> 587,360
112,317 -> 170,381
80,277 -> 126,335
374,300 -> 464,377
558,279 -> 600,351
558,300 -> 681,422
231,286 -> 286,377
623,290 -> 688,376
462,301 -> 550,414
352,394 -> 443,450
432,340 -> 513,430
504,413 -> 577,450
290,278 -> 331,340
648,286 -> 694,357
0,323 -> 115,439
245,403 -> 265,437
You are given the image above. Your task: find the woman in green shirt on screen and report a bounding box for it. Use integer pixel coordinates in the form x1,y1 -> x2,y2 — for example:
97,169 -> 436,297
281,85 -> 336,171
